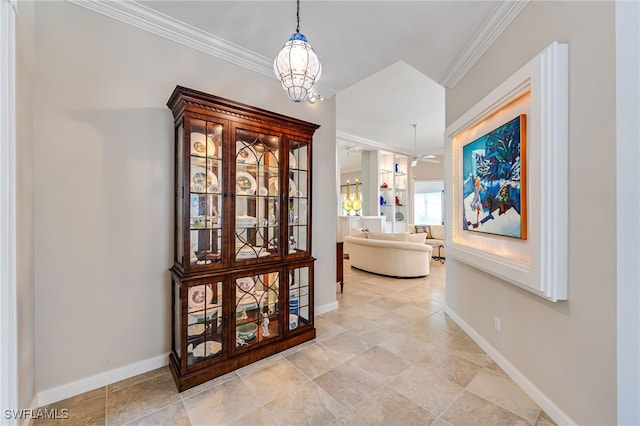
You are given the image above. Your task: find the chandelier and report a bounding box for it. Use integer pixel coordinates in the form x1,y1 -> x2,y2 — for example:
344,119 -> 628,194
273,0 -> 322,102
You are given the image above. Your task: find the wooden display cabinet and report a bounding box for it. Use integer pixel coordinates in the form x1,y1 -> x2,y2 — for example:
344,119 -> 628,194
167,86 -> 318,391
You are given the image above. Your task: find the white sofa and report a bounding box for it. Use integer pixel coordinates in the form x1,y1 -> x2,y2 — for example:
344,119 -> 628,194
408,224 -> 446,259
344,232 -> 433,278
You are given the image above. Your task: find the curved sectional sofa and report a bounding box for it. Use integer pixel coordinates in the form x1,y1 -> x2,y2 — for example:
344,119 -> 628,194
344,231 -> 433,278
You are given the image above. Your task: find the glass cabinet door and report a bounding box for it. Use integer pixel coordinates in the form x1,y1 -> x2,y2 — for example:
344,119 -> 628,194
287,139 -> 309,255
234,270 -> 280,351
234,127 -> 280,262
187,119 -> 224,269
288,263 -> 313,331
185,280 -> 224,369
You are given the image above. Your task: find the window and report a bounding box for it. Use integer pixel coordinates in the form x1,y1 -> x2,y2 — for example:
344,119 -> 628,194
414,181 -> 444,225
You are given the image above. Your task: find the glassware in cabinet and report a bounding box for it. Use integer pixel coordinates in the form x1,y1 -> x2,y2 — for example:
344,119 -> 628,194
233,269 -> 281,352
287,262 -> 314,332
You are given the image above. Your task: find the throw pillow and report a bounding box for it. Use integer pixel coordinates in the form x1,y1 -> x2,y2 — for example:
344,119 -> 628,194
414,225 -> 432,239
367,232 -> 397,241
408,233 -> 427,244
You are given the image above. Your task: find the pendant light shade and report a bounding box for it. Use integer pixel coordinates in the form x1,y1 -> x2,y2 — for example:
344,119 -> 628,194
273,0 -> 322,102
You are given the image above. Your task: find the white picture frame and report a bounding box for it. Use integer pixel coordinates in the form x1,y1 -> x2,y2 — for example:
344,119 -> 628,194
445,42 -> 568,301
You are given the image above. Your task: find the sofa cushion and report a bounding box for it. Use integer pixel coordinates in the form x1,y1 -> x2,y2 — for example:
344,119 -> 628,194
414,225 -> 432,239
350,228 -> 368,238
429,225 -> 444,240
408,233 -> 427,244
367,232 -> 409,242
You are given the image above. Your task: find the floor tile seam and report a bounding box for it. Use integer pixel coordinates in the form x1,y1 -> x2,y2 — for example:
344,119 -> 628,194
114,397 -> 184,426
258,402 -> 284,426
239,363 -> 313,409
432,383 -> 468,418
380,384 -> 442,421
114,399 -> 188,426
463,387 -> 534,424
343,358 -> 387,394
105,369 -> 169,395
178,372 -> 240,402
235,353 -> 284,377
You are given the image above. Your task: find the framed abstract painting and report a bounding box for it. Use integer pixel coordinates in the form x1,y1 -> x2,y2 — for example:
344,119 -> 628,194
462,115 -> 527,239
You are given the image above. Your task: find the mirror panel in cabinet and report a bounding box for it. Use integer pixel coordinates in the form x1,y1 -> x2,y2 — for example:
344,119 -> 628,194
288,140 -> 310,255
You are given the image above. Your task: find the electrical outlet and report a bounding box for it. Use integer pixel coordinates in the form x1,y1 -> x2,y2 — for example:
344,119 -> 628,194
494,316 -> 501,333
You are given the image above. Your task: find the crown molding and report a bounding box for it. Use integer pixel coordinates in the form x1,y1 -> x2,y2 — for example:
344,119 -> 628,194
67,0 -> 336,98
441,0 -> 529,89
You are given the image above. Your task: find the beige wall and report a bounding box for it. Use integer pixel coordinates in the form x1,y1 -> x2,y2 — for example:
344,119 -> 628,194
32,2 -> 336,393
16,0 -> 36,410
445,2 -> 616,424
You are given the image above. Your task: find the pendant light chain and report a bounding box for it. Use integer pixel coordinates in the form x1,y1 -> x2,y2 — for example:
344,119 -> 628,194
296,0 -> 300,33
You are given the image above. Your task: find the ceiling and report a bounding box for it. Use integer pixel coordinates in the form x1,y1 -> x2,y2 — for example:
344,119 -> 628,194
78,1 -> 526,157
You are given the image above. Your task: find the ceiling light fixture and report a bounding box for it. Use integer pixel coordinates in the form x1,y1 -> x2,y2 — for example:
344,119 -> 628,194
273,0 -> 322,102
307,92 -> 323,104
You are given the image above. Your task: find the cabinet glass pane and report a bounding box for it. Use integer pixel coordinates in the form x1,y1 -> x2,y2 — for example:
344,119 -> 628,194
288,267 -> 310,330
189,119 -> 224,267
234,129 -> 279,261
288,140 -> 309,254
235,272 -> 280,347
186,282 -> 223,366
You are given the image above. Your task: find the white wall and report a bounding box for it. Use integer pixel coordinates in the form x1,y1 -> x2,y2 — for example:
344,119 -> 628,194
32,2 -> 336,396
445,2 -> 616,424
16,0 -> 36,412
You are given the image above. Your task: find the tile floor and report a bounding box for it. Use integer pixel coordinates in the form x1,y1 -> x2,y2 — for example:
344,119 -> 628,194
35,260 -> 556,426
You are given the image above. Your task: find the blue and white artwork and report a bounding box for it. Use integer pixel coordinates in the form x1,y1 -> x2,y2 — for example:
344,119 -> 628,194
462,115 -> 527,239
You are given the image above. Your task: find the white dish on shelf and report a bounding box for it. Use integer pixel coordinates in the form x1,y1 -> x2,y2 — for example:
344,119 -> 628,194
395,212 -> 405,221
258,186 -> 268,196
289,152 -> 297,169
187,285 -> 213,309
236,141 -> 258,164
187,323 -> 205,336
191,132 -> 216,157
236,277 -> 255,297
191,166 -> 218,193
236,215 -> 257,227
236,171 -> 257,195
190,340 -> 222,358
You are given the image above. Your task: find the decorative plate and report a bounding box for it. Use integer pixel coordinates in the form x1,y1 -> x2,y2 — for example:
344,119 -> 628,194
236,171 -> 257,195
289,179 -> 297,197
191,166 -> 218,193
236,277 -> 255,297
191,340 -> 222,358
187,285 -> 213,309
187,304 -> 219,321
191,132 -> 216,157
187,323 -> 205,337
268,177 -> 279,196
395,211 -> 405,221
289,152 -> 297,169
236,141 -> 258,164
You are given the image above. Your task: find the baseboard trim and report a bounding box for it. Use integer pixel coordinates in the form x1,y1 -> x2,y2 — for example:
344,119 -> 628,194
315,301 -> 339,316
20,395 -> 38,426
444,305 -> 576,426
37,353 -> 168,407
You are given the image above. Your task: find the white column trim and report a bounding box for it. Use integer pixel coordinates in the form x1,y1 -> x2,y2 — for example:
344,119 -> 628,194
616,0 -> 640,424
0,0 -> 18,424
